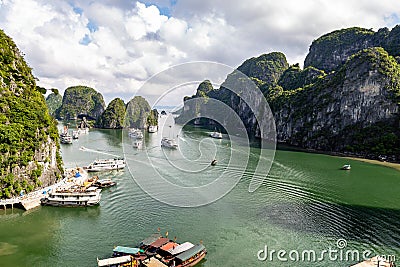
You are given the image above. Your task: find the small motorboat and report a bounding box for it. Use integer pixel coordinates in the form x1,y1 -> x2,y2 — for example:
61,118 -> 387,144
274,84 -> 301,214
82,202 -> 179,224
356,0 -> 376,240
132,140 -> 142,149
72,130 -> 79,139
341,164 -> 351,170
210,131 -> 222,139
128,128 -> 143,139
211,159 -> 217,166
148,125 -> 158,133
161,137 -> 178,149
94,178 -> 116,188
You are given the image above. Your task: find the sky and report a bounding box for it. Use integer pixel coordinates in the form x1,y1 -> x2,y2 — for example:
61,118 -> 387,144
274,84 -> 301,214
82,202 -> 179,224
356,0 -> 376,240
0,0 -> 400,106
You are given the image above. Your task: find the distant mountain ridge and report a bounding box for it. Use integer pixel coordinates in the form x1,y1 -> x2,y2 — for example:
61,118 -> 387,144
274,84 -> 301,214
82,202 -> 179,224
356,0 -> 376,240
177,25 -> 400,160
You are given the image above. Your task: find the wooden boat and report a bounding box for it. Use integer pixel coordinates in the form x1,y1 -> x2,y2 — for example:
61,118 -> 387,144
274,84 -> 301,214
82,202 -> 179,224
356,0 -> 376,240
172,244 -> 207,267
143,257 -> 168,267
98,233 -> 207,267
97,255 -> 138,267
112,246 -> 144,257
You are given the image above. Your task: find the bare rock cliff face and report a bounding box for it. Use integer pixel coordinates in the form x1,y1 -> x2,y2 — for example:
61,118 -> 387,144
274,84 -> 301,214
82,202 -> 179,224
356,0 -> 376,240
272,47 -> 400,152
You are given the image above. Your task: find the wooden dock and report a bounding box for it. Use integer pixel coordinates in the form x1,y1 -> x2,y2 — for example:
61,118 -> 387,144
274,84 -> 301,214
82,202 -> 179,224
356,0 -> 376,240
0,193 -> 44,211
0,198 -> 20,210
350,256 -> 394,267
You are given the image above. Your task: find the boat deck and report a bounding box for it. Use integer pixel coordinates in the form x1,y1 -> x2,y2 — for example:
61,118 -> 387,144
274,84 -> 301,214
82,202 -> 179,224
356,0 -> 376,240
143,257 -> 168,267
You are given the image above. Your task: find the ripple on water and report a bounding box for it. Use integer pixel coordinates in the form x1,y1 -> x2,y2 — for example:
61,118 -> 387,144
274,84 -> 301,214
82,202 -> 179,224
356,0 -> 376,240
0,242 -> 18,256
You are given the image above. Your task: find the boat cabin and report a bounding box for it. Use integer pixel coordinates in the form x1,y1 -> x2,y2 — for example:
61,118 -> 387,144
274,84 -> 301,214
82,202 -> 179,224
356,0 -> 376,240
173,244 -> 207,267
97,255 -> 138,267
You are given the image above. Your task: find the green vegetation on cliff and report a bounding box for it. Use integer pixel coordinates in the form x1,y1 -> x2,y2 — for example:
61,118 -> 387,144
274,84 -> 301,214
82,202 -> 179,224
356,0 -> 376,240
178,27 -> 400,160
278,64 -> 326,91
147,109 -> 159,127
45,92 -> 62,117
195,80 -> 213,98
237,52 -> 289,91
125,96 -> 151,128
56,85 -> 106,120
0,29 -> 62,198
96,98 -> 126,129
304,26 -> 400,72
269,47 -> 400,155
304,27 -> 375,72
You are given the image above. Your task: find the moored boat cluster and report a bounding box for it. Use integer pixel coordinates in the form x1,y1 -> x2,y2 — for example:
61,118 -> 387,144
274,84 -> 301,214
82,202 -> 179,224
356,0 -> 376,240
40,167 -> 117,207
97,232 -> 207,267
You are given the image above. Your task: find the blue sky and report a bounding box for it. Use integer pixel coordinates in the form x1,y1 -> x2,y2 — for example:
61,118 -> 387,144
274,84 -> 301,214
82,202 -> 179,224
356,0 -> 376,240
0,0 -> 399,105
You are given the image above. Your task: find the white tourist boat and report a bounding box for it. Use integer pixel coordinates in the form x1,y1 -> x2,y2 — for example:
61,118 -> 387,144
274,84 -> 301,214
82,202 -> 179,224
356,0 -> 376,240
72,130 -> 79,139
132,140 -> 143,149
41,168 -> 102,207
84,158 -> 126,172
60,133 -> 73,144
41,186 -> 101,207
193,118 -> 201,126
60,126 -> 73,144
148,125 -> 158,133
210,131 -> 222,139
161,137 -> 178,149
129,128 -> 143,139
78,127 -> 89,134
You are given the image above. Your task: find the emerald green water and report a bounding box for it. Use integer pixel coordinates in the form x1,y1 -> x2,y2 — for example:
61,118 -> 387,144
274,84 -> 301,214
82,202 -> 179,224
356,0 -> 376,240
0,125 -> 399,266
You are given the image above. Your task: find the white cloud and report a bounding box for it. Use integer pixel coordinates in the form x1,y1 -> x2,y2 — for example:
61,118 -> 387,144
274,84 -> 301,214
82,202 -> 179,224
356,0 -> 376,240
0,0 -> 400,105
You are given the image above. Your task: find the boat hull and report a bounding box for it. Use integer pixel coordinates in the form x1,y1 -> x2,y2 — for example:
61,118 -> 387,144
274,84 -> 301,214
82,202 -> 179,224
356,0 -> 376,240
94,182 -> 116,188
41,199 -> 100,207
161,144 -> 178,149
210,133 -> 222,139
85,165 -> 126,172
84,159 -> 126,172
177,251 -> 207,267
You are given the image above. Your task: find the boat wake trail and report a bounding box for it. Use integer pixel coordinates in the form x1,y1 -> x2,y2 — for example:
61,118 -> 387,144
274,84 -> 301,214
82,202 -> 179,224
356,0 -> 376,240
79,146 -> 121,158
